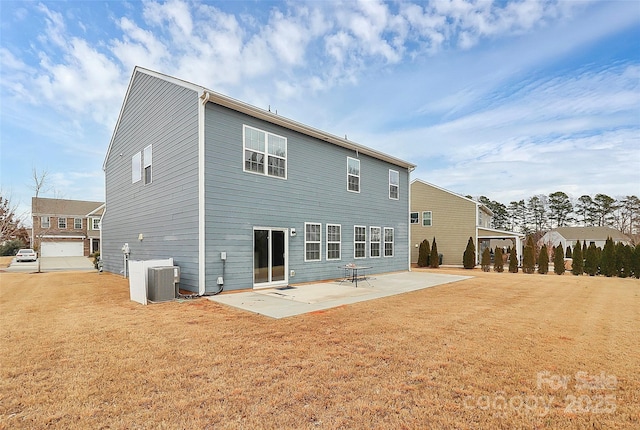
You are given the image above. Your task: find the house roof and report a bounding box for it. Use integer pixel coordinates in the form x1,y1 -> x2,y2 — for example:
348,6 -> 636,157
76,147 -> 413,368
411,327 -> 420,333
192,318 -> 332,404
550,226 -> 630,242
32,197 -> 104,217
104,67 -> 416,171
411,179 -> 494,216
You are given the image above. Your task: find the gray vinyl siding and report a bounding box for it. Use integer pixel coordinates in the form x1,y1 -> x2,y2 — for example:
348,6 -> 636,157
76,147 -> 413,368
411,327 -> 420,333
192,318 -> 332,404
203,103 -> 410,291
102,72 -> 200,290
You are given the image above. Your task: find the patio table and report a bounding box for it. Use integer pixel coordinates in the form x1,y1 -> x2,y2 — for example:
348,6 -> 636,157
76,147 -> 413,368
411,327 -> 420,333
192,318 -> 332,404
339,264 -> 372,287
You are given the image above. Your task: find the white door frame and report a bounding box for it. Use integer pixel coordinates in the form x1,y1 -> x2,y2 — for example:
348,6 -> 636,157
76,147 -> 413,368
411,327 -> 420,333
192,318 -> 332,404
253,227 -> 289,289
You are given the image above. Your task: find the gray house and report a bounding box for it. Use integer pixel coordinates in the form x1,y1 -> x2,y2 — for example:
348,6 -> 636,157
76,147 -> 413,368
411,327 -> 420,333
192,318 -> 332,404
102,67 -> 415,294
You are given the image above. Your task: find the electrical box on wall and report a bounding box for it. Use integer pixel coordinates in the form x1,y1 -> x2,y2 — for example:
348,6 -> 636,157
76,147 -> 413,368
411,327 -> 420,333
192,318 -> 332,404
220,252 -> 227,260
290,228 -> 296,237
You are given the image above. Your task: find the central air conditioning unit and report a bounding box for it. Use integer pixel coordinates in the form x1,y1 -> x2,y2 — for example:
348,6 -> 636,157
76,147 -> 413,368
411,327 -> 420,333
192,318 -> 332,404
147,266 -> 180,303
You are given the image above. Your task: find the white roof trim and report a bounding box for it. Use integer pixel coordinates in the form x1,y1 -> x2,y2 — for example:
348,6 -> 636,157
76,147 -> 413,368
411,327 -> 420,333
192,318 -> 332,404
411,179 -> 492,214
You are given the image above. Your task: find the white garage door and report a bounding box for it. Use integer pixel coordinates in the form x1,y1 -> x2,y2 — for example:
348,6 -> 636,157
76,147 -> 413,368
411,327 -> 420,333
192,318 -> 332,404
41,242 -> 84,257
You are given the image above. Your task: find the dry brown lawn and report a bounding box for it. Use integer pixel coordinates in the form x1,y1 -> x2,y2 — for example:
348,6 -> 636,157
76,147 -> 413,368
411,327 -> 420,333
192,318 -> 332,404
1,268 -> 638,429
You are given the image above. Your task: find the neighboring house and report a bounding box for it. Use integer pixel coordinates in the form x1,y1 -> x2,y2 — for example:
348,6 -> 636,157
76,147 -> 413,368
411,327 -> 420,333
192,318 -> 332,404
31,197 -> 104,257
410,179 -> 524,266
539,226 -> 632,250
102,67 -> 415,294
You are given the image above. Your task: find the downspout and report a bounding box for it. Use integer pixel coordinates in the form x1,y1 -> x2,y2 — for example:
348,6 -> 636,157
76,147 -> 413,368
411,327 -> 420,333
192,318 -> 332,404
198,91 -> 209,295
407,166 -> 414,271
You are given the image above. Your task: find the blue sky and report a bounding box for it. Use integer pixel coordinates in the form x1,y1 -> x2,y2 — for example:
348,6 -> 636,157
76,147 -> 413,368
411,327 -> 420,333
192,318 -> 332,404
1,0 -> 639,224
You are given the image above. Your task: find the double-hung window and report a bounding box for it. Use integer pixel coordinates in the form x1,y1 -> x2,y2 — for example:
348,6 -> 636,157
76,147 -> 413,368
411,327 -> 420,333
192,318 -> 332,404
143,145 -> 152,185
410,212 -> 419,224
132,152 -> 142,183
305,223 -> 321,261
41,216 -> 50,228
74,218 -> 83,229
354,226 -> 366,259
422,211 -> 432,227
327,224 -> 341,260
389,170 -> 399,199
370,227 -> 381,258
92,218 -> 100,230
347,157 -> 360,192
244,125 -> 287,179
58,218 -> 67,229
384,228 -> 394,257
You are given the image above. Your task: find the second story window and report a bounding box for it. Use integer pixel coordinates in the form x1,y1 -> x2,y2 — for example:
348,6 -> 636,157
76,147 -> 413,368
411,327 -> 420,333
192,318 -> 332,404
243,125 -> 287,179
143,145 -> 153,185
347,157 -> 360,192
422,211 -> 432,227
41,216 -> 50,228
58,218 -> 67,229
389,170 -> 399,200
74,218 -> 83,229
410,212 -> 419,224
92,218 -> 100,230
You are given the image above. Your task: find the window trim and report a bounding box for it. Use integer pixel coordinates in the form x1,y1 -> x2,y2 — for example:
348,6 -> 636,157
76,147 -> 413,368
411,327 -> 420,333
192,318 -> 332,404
422,211 -> 432,227
389,169 -> 399,200
41,216 -> 50,229
326,224 -> 342,261
143,144 -> 152,185
304,222 -> 321,262
384,227 -> 394,257
347,157 -> 360,193
91,217 -> 100,231
74,218 -> 83,229
354,225 -> 366,259
370,226 -> 381,258
243,125 -> 288,179
58,217 -> 67,229
410,212 -> 419,224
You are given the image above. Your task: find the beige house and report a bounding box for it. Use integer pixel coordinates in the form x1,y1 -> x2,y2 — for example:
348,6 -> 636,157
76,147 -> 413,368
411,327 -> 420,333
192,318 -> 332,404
539,226 -> 631,250
32,197 -> 104,257
410,179 -> 524,266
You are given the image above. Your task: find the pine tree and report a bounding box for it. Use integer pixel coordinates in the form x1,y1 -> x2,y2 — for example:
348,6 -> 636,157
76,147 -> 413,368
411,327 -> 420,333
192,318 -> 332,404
494,247 -> 504,273
584,243 -> 598,276
481,248 -> 491,272
554,244 -> 565,275
600,237 -> 616,277
463,237 -> 476,269
509,246 -> 518,273
430,237 -> 439,268
538,245 -> 549,274
417,239 -> 430,267
565,245 -> 572,259
632,244 -> 640,279
571,241 -> 583,275
522,236 -> 535,274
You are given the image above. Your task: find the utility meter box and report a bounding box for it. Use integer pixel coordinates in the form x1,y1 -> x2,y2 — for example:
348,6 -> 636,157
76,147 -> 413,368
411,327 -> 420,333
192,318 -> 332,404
147,266 -> 179,303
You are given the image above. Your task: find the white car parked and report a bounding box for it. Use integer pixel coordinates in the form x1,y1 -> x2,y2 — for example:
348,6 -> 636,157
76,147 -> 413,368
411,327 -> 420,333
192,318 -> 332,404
15,249 -> 37,262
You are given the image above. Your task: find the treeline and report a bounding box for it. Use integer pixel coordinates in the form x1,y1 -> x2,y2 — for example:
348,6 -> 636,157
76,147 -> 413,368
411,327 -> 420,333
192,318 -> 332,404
465,236 -> 640,279
474,192 -> 640,238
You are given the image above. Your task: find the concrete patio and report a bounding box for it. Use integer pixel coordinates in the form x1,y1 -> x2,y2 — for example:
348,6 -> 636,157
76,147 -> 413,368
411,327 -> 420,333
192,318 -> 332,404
207,271 -> 471,318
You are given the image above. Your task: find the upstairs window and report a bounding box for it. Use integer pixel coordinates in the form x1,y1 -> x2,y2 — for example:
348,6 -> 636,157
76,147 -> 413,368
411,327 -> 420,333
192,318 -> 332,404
74,218 -> 83,229
143,145 -> 153,185
244,125 -> 287,179
422,211 -> 432,227
389,170 -> 399,200
41,216 -> 50,229
58,218 -> 67,229
92,218 -> 100,230
132,151 -> 141,183
410,212 -> 419,224
347,157 -> 360,192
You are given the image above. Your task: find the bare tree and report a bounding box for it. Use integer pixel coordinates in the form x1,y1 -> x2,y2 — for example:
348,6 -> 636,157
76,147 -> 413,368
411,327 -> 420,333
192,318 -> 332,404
0,190 -> 29,247
31,168 -> 50,199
